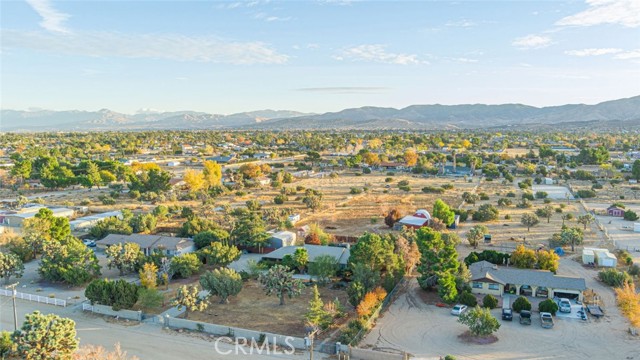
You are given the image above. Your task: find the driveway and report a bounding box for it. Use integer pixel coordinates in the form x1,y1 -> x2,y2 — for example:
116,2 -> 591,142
362,259 -> 639,360
228,253 -> 264,273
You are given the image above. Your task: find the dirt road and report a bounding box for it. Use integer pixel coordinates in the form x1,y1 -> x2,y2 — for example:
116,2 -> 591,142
362,259 -> 638,360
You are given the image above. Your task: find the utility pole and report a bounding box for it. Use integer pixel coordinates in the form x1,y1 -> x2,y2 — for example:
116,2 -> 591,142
6,283 -> 18,331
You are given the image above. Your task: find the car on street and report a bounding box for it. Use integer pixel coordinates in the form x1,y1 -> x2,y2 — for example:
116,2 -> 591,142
559,298 -> 572,313
451,304 -> 467,316
82,239 -> 96,248
502,308 -> 513,321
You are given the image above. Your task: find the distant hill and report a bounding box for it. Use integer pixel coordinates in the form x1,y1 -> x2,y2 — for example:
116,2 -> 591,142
2,96 -> 639,131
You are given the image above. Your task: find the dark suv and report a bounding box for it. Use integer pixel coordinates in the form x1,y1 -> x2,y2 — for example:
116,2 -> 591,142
502,308 -> 513,321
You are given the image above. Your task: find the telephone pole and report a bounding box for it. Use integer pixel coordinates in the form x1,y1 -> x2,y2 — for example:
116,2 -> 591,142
6,283 -> 18,331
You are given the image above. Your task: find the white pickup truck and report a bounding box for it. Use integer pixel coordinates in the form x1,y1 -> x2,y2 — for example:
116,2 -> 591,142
540,312 -> 554,329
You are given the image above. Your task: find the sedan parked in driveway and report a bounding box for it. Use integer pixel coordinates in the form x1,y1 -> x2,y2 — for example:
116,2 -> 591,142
451,304 -> 467,316
559,298 -> 572,313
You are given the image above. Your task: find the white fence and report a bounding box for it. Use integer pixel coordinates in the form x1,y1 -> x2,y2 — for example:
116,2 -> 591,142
0,289 -> 66,307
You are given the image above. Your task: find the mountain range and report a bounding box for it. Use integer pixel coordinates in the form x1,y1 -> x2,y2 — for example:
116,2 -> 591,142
2,96 -> 639,132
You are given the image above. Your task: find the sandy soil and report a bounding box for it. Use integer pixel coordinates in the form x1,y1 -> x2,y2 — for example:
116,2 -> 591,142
362,258 -> 639,360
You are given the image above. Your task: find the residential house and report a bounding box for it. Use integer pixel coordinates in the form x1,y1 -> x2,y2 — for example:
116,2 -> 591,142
261,244 -> 351,269
0,206 -> 75,228
443,165 -> 473,177
378,162 -> 408,172
607,206 -> 625,217
70,211 -> 123,232
207,154 -> 236,164
469,261 -> 587,301
97,234 -> 195,256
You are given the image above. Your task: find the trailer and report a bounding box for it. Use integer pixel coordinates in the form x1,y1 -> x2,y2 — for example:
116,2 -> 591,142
587,305 -> 604,318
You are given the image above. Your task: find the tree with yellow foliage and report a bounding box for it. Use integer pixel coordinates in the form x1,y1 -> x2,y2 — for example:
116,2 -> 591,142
362,152 -> 380,166
183,169 -> 205,192
404,150 -> 418,167
202,160 -> 222,188
614,283 -> 640,327
139,262 -> 158,289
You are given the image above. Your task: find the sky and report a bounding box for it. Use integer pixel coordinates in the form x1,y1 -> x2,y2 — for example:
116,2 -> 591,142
1,0 -> 639,115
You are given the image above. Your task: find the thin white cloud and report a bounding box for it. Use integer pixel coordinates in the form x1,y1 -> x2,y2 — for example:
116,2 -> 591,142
512,35 -> 552,49
556,0 -> 640,28
254,12 -> 291,22
565,48 -> 622,56
296,86 -> 389,94
449,57 -> 479,63
335,44 -> 421,65
614,49 -> 640,60
1,30 -> 289,65
24,0 -> 70,33
445,19 -> 476,28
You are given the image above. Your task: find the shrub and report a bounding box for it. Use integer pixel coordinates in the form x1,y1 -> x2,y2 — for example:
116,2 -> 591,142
479,192 -> 490,201
538,299 -> 559,315
385,177 -> 393,183
506,192 -> 516,198
512,296 -> 532,313
274,194 -> 287,204
442,183 -> 454,190
482,294 -> 498,309
624,210 -> 639,221
362,168 -> 372,174
522,192 -> 534,201
337,319 -> 368,344
535,191 -> 548,199
350,187 -> 363,195
422,186 -> 445,194
398,180 -> 409,187
598,268 -> 632,287
576,190 -> 596,199
472,204 -> 499,222
458,291 -> 477,307
399,185 -> 411,192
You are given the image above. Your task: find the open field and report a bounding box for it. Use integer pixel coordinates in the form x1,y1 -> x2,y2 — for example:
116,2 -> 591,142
183,279 -> 353,338
363,258 -> 639,360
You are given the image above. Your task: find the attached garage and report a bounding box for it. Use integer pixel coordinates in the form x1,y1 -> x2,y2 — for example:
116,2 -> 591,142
552,290 -> 581,300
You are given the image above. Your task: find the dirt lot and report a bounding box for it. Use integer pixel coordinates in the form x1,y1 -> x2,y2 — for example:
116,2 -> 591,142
584,202 -> 640,262
457,179 -> 601,255
362,259 -> 639,360
182,279 -> 353,338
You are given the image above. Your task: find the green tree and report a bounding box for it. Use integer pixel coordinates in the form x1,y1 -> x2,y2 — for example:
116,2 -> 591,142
536,249 -> 560,273
85,161 -> 102,190
193,229 -> 230,249
136,288 -> 164,311
258,264 -> 304,306
232,213 -> 269,251
0,331 -> 12,358
130,213 -> 157,233
457,306 -> 501,337
197,242 -> 241,267
105,242 -> 144,276
561,227 -> 584,252
292,247 -> 309,273
432,199 -> 455,226
538,299 -> 559,315
200,268 -> 243,304
437,272 -> 458,303
349,233 -> 400,272
632,159 -> 640,180
416,228 -> 459,290
0,252 -> 24,284
12,311 -> 78,360
305,285 -> 332,330
179,217 -> 220,238
466,225 -> 488,249
170,253 -> 202,279
535,205 -> 554,223
520,213 -> 540,232
624,210 -> 639,221
172,285 -> 207,319
512,296 -> 532,313
577,214 -> 594,230
39,237 -> 101,286
482,294 -> 498,309
472,204 -> 499,221
85,279 -> 140,310
302,194 -> 322,211
308,255 -> 338,285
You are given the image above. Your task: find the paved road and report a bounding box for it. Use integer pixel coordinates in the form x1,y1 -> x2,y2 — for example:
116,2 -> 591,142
0,299 -> 307,360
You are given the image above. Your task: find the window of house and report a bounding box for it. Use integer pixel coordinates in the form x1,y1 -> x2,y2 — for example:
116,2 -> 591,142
472,282 -> 483,289
488,283 -> 500,290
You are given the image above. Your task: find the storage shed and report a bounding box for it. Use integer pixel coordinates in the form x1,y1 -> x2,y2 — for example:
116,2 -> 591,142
268,231 -> 297,249
582,248 -> 595,265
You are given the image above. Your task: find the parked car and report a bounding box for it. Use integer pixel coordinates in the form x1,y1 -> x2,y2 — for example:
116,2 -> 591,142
451,304 -> 467,316
540,312 -> 554,328
502,308 -> 513,321
82,239 -> 96,248
558,298 -> 572,313
519,310 -> 531,325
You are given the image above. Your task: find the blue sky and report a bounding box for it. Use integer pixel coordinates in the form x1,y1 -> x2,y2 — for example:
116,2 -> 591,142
1,0 -> 639,114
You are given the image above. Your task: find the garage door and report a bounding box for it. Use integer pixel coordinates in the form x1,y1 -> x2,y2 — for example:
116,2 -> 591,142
553,291 -> 580,299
